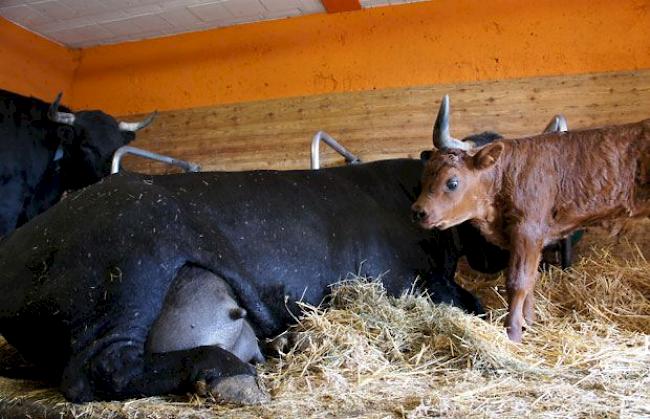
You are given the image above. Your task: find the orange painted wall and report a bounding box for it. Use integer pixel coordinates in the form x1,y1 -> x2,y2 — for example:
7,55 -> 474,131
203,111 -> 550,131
0,17 -> 78,102
71,0 -> 650,116
2,1 -> 650,114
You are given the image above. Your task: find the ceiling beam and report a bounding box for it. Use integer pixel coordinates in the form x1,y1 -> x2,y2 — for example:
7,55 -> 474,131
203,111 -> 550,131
320,0 -> 362,13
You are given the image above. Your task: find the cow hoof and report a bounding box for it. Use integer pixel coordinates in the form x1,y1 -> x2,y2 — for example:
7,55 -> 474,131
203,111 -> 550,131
266,333 -> 290,353
198,375 -> 269,405
213,375 -> 269,405
266,331 -> 299,354
61,377 -> 95,403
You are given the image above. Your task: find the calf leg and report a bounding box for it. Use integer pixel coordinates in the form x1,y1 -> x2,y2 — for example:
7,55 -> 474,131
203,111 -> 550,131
505,226 -> 543,342
523,288 -> 536,326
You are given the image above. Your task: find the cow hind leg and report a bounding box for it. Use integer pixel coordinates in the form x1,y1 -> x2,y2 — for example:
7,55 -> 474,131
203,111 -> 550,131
60,265 -> 267,403
426,276 -> 485,316
61,340 -> 267,404
450,284 -> 485,316
146,265 -> 264,365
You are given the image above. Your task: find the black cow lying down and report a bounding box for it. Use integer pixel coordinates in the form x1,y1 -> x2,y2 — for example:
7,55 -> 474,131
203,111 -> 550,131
0,89 -> 155,237
0,155 -> 511,404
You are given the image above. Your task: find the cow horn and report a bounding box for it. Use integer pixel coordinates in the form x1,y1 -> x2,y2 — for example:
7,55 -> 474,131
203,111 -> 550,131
543,114 -> 568,133
48,92 -> 75,126
432,95 -> 473,151
118,111 -> 157,132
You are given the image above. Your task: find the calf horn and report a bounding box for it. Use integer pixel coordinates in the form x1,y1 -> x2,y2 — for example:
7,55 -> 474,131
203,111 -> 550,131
543,114 -> 568,133
118,111 -> 157,132
432,95 -> 473,151
48,92 -> 76,126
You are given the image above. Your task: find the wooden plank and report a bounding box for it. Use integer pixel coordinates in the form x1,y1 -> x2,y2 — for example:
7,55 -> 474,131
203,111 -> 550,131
121,69 -> 650,174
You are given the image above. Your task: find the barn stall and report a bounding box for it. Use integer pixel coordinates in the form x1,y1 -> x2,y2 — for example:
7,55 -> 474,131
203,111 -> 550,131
0,0 -> 649,417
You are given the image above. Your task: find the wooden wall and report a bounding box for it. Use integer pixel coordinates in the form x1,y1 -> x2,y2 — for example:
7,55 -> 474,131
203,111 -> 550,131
121,69 -> 650,173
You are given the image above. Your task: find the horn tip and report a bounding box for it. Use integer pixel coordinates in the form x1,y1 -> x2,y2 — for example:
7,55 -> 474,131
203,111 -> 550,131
49,92 -> 64,118
439,94 -> 450,108
440,94 -> 450,112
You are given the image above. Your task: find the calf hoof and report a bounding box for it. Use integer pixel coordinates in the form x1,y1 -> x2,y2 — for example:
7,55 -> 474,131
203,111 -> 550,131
506,327 -> 523,343
504,315 -> 524,343
196,375 -> 269,405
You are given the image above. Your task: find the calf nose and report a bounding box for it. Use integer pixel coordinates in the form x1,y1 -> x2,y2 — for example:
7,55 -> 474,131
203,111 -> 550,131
411,204 -> 427,222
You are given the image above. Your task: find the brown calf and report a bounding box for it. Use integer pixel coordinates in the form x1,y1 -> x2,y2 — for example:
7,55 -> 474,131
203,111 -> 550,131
412,95 -> 650,342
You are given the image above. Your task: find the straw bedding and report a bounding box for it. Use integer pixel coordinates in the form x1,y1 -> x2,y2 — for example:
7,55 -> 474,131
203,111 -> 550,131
1,220 -> 648,418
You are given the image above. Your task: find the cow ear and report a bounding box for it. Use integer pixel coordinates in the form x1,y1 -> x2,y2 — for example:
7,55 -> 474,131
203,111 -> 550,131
420,150 -> 432,161
473,142 -> 504,169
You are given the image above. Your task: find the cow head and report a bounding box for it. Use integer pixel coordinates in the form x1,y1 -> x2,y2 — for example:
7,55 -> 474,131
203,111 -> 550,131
48,93 -> 156,189
411,95 -> 504,230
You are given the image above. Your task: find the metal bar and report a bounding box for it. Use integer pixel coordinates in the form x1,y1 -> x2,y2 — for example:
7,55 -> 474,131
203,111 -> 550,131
111,146 -> 201,174
310,131 -> 361,170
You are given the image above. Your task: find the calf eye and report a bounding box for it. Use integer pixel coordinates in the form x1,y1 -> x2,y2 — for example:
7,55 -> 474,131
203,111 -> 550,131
446,177 -> 459,191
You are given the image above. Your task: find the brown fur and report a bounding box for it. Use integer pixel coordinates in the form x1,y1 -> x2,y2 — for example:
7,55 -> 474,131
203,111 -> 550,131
412,119 -> 650,341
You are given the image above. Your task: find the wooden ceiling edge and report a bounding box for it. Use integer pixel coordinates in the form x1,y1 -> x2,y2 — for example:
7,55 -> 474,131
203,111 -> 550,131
320,0 -> 362,13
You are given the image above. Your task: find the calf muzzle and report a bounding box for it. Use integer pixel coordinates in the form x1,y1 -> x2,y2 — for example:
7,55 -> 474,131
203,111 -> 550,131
411,204 -> 427,222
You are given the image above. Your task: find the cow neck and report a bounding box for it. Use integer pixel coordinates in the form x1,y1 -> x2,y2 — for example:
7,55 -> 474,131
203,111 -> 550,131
470,150 -> 510,248
56,147 -> 84,192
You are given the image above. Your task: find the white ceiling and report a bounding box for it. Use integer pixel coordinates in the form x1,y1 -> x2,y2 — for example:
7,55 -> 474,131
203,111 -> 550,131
1,0 -> 428,48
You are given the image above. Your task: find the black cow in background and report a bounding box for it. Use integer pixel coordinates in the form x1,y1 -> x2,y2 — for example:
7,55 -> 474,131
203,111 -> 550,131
0,89 -> 156,237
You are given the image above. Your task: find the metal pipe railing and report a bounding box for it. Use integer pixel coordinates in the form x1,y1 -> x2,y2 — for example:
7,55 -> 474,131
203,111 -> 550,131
310,131 -> 361,170
111,146 -> 201,174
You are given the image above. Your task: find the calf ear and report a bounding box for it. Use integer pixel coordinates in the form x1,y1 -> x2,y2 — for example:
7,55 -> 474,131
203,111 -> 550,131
473,142 -> 504,169
420,150 -> 432,161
